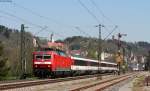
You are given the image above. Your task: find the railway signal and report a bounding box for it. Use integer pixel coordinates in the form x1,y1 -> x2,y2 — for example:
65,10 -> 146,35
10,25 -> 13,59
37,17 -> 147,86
113,33 -> 127,75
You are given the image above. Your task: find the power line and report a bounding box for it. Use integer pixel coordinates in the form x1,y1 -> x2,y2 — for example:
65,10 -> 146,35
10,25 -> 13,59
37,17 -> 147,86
0,9 -> 65,38
78,0 -> 115,38
45,28 -> 65,38
34,26 -> 65,38
12,1 -> 119,39
90,0 -> 121,35
75,27 -> 91,37
11,2 -> 74,28
103,26 -> 118,40
34,26 -> 48,36
78,0 -> 101,23
11,2 -> 73,37
90,0 -> 116,26
2,1 -> 100,38
11,2 -> 93,37
0,10 -> 44,29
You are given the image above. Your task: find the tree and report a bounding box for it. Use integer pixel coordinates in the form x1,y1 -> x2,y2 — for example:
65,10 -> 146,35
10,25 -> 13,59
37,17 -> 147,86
145,51 -> 150,71
4,29 -> 10,38
0,41 -> 10,80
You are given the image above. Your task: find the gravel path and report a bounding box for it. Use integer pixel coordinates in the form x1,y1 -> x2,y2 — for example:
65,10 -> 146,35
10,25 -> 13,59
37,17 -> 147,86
118,78 -> 133,91
102,72 -> 146,91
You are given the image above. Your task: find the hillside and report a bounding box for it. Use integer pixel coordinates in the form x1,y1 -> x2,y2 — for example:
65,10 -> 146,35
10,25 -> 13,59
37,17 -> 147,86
62,36 -> 149,58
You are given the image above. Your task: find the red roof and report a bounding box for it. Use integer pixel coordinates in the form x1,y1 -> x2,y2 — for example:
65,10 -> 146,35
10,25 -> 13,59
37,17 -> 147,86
47,42 -> 64,47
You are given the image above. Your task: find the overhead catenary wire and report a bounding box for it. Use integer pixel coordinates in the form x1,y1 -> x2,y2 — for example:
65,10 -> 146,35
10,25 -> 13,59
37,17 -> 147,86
90,0 -> 116,26
4,1 -> 118,39
11,2 -> 73,38
11,2 -> 71,28
0,9 -> 65,39
45,27 -> 66,38
75,27 -> 91,37
78,0 -> 115,37
34,26 -> 65,39
78,0 -> 101,24
11,1 -> 92,38
0,10 -> 44,29
103,26 -> 118,40
90,0 -> 120,34
0,14 -> 17,23
34,26 -> 48,36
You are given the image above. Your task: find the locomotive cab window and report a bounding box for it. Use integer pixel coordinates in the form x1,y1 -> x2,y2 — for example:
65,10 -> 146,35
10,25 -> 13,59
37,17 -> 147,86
36,55 -> 42,60
43,55 -> 51,59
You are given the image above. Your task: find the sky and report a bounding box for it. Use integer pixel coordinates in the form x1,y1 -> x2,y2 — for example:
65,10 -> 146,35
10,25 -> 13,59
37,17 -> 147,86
0,0 -> 150,42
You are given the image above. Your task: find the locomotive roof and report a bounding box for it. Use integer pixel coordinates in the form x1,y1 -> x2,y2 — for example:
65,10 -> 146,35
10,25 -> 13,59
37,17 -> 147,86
71,56 -> 117,65
41,47 -> 65,52
33,51 -> 54,54
33,48 -> 65,53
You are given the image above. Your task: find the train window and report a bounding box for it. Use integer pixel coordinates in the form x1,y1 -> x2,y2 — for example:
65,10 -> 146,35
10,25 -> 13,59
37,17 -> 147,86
107,64 -> 110,67
74,59 -> 87,66
108,64 -> 112,67
73,59 -> 100,66
90,61 -> 99,66
87,61 -> 90,66
36,55 -> 42,60
43,55 -> 51,59
101,63 -> 107,67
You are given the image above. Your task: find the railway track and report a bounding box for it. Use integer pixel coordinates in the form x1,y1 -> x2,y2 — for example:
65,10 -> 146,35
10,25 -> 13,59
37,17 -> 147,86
0,79 -> 37,84
70,73 -> 136,91
0,73 -> 111,90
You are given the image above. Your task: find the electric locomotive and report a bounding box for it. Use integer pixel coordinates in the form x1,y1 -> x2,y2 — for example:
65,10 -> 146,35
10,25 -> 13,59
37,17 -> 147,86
33,48 -> 73,78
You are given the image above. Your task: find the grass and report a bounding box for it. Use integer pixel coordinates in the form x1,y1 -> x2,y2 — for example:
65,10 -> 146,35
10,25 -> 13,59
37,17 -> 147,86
132,75 -> 145,91
0,76 -> 38,81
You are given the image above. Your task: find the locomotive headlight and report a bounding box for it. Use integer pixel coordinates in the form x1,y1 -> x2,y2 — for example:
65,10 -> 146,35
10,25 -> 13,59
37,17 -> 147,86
35,65 -> 38,68
48,65 -> 50,68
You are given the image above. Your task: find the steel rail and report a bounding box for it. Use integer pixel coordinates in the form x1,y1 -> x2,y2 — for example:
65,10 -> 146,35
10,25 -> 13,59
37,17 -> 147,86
70,73 -> 136,91
0,73 -> 111,90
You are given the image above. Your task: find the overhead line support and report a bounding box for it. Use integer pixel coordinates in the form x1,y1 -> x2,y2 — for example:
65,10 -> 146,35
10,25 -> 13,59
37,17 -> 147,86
96,24 -> 104,79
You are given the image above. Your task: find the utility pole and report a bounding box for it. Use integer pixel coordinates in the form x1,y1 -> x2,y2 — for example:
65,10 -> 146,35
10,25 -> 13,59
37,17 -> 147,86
96,24 -> 104,79
20,24 -> 27,79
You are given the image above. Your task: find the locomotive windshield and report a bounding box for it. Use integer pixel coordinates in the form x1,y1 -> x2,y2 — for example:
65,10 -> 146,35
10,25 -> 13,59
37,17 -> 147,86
36,55 -> 42,60
35,54 -> 51,60
43,55 -> 51,59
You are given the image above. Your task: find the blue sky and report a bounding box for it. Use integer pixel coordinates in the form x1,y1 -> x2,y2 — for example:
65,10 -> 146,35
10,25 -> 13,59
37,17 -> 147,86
0,0 -> 150,42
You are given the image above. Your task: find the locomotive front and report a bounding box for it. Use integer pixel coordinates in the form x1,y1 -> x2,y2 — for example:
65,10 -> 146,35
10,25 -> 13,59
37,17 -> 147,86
32,51 -> 52,77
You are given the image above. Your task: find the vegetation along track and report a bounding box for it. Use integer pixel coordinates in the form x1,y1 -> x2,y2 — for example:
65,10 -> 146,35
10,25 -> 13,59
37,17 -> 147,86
70,73 -> 137,91
0,73 -> 111,90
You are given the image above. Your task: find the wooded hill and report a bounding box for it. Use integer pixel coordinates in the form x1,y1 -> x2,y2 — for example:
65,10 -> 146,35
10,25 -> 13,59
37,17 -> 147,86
63,36 -> 149,58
